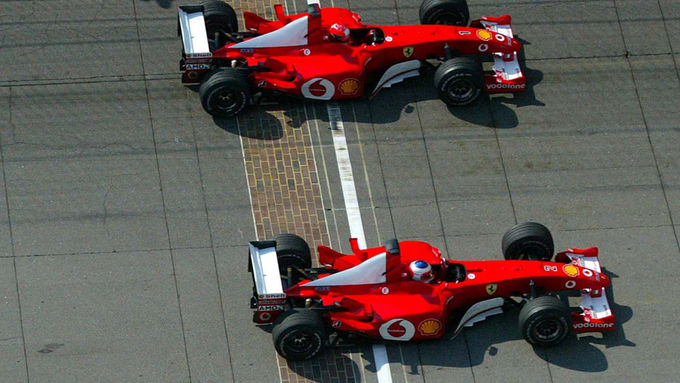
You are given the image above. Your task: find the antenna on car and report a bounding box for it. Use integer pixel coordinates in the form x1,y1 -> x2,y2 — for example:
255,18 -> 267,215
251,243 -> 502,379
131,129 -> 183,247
385,239 -> 400,255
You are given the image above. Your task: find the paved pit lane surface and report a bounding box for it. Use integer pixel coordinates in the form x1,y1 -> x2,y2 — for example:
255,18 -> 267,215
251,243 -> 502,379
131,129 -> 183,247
1,0 -> 680,382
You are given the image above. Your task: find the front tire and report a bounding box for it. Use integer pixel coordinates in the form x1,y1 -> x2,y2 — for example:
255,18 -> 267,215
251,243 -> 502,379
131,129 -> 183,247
502,222 -> 554,261
272,310 -> 326,361
419,0 -> 470,26
434,57 -> 483,106
199,69 -> 250,117
519,296 -> 571,347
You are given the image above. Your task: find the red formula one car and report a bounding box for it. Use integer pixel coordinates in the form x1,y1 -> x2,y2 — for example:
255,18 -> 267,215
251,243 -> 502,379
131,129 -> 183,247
249,223 -> 615,360
178,0 -> 526,116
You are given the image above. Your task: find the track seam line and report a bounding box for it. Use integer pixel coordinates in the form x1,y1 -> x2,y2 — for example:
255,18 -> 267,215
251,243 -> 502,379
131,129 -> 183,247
613,1 -> 680,251
1,87 -> 30,382
132,1 -> 193,381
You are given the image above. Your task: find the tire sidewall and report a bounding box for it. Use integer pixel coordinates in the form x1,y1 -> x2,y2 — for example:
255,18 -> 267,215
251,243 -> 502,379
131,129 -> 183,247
506,239 -> 552,261
277,253 -> 308,275
275,325 -> 324,360
523,309 -> 569,346
439,71 -> 480,105
204,81 -> 247,117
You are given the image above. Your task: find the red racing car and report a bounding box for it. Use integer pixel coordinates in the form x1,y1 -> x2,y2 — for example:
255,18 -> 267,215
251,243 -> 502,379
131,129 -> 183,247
178,0 -> 526,116
248,223 -> 615,360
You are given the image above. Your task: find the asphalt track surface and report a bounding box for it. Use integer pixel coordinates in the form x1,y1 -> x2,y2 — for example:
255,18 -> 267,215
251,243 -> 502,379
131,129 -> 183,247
1,0 -> 680,382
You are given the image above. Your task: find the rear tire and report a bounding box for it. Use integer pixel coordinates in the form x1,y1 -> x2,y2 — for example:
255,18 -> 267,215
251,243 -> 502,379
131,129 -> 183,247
502,222 -> 554,261
519,296 -> 571,347
272,309 -> 326,361
199,69 -> 250,117
275,233 -> 312,274
419,0 -> 470,26
434,57 -> 483,106
201,0 -> 238,50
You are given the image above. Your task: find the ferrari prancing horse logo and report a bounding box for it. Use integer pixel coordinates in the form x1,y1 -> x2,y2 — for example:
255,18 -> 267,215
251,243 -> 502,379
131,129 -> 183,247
403,46 -> 414,58
486,283 -> 498,295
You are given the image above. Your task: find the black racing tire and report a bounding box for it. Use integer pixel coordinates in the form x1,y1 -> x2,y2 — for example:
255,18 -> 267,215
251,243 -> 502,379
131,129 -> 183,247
434,57 -> 483,106
199,69 -> 250,117
272,309 -> 326,361
502,222 -> 554,261
419,0 -> 470,26
519,295 -> 571,347
201,0 -> 238,50
275,233 -> 312,274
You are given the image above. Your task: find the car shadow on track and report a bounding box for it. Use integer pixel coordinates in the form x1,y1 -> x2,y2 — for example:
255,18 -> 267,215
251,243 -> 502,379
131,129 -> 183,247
279,61 -> 544,131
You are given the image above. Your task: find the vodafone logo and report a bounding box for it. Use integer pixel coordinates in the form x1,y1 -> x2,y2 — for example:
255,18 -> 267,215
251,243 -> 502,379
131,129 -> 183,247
301,78 -> 335,100
379,319 -> 415,341
573,322 -> 614,329
486,83 -> 526,90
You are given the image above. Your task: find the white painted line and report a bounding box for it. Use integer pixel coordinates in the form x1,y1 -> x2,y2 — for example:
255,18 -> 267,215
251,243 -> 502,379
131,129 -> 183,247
327,102 -> 392,383
328,103 -> 366,249
373,344 -> 392,383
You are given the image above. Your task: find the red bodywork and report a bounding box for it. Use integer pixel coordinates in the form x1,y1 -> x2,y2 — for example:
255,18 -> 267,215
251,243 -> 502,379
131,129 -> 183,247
255,239 -> 614,341
181,4 -> 525,98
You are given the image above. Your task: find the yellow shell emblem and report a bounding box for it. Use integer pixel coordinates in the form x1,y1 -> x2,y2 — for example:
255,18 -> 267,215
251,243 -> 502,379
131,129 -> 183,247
418,319 -> 441,335
476,29 -> 492,41
338,78 -> 360,95
563,264 -> 580,277
486,283 -> 498,295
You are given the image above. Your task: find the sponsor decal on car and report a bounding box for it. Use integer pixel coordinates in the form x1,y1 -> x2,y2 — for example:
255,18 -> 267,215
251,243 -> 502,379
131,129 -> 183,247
486,283 -> 498,295
418,319 -> 442,335
476,29 -> 493,41
486,83 -> 526,90
544,265 -> 558,272
478,43 -> 489,52
403,46 -> 414,58
379,319 -> 415,340
339,78 -> 360,95
301,78 -> 335,100
185,63 -> 211,70
565,280 -> 576,289
458,31 -> 471,35
573,322 -> 614,329
563,264 -> 580,277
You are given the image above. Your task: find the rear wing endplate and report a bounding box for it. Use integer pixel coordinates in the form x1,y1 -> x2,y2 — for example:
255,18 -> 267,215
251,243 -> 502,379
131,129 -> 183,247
249,241 -> 285,298
178,6 -> 212,58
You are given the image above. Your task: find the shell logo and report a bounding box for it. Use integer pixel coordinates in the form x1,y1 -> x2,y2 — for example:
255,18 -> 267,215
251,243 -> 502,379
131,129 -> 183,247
476,29 -> 492,41
563,264 -> 580,277
418,319 -> 441,335
339,78 -> 360,95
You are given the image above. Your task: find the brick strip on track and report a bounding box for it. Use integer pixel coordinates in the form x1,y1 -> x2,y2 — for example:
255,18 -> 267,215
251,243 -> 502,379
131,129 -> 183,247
239,104 -> 361,383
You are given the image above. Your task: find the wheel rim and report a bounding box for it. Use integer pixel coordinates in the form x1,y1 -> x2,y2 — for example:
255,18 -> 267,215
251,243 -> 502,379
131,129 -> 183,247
447,78 -> 475,101
534,318 -> 562,341
283,329 -> 318,355
434,12 -> 465,26
213,87 -> 241,113
519,244 -> 549,260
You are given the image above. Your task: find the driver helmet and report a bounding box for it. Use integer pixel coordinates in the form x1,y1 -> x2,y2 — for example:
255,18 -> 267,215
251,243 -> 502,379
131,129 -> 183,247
410,260 -> 433,282
329,23 -> 350,42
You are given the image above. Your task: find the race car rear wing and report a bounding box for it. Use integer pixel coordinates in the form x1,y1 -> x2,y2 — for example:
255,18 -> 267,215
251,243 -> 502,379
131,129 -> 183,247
472,15 -> 526,93
556,247 -> 616,332
249,241 -> 287,324
178,6 -> 211,58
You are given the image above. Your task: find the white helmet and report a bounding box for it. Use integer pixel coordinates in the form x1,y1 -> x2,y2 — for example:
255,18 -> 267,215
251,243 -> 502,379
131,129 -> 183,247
410,260 -> 433,282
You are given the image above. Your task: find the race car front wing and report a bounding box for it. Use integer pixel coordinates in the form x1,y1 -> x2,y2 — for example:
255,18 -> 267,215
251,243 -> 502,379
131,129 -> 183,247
557,247 -> 616,333
473,15 -> 527,93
